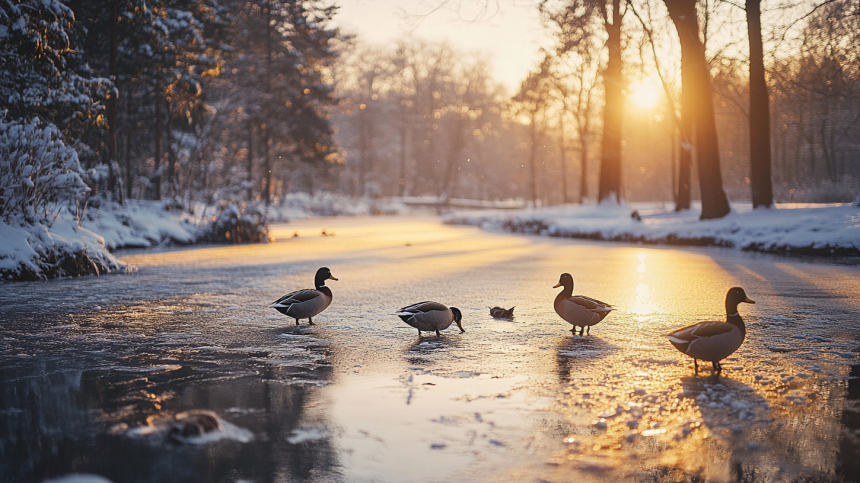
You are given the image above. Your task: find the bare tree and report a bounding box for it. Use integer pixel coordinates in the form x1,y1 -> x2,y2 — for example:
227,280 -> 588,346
663,0 -> 731,219
512,57 -> 554,206
745,0 -> 773,208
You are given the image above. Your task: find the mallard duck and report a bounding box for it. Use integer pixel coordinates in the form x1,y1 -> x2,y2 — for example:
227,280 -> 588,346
489,306 -> 515,319
397,301 -> 464,337
553,273 -> 612,335
271,267 -> 338,325
169,410 -> 220,441
665,287 -> 755,375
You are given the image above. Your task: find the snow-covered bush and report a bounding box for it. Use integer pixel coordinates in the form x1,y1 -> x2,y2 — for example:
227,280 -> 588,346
0,216 -> 129,281
0,118 -> 89,224
200,202 -> 271,244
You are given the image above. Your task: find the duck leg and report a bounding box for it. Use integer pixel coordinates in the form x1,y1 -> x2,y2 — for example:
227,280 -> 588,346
693,359 -> 699,375
586,326 -> 591,335
579,326 -> 585,336
713,361 -> 722,375
294,318 -> 300,326
308,317 -> 315,325
435,329 -> 441,337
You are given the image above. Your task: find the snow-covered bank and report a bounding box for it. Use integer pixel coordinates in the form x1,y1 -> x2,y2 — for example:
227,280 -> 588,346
82,199 -> 201,249
0,217 -> 130,281
445,202 -> 860,257
0,194 -> 412,281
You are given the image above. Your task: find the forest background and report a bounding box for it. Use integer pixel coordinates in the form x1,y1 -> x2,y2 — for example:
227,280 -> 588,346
1,0 -> 858,278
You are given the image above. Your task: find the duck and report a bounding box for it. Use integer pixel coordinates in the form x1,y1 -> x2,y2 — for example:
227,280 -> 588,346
489,306 -> 515,319
665,287 -> 755,375
169,410 -> 221,441
553,273 -> 612,335
271,267 -> 338,325
397,301 -> 464,337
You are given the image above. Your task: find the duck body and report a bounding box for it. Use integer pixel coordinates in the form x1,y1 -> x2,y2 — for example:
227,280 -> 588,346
666,287 -> 755,375
489,306 -> 515,319
397,301 -> 464,337
271,267 -> 338,325
553,273 -> 612,335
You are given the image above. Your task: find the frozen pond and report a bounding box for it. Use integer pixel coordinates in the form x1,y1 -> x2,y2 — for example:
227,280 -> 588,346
2,216 -> 860,482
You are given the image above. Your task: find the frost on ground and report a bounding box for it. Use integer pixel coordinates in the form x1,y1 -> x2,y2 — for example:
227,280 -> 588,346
445,202 -> 860,257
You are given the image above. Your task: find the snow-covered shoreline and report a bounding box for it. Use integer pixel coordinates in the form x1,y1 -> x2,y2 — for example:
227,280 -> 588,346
0,194 -> 411,281
445,202 -> 860,257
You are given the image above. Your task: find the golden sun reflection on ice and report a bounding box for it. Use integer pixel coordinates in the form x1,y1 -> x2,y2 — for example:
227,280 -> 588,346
632,252 -> 657,317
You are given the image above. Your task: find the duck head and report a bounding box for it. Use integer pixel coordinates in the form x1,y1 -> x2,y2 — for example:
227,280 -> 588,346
725,287 -> 755,313
553,273 -> 574,290
451,307 -> 465,333
315,267 -> 338,288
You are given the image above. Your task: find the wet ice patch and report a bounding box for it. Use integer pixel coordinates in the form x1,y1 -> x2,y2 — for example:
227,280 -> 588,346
637,358 -> 678,365
287,427 -> 329,444
559,349 -> 604,358
43,475 -> 113,483
107,364 -> 182,373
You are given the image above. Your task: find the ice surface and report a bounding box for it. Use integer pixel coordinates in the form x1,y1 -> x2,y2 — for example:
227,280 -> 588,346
286,427 -> 329,444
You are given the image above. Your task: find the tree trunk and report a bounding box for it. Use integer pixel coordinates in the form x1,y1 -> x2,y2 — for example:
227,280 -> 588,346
559,111 -> 570,203
358,106 -> 369,196
107,1 -> 119,200
746,0 -> 773,208
154,80 -> 163,200
670,127 -> 677,205
124,94 -> 133,201
398,105 -> 408,197
528,111 -> 539,206
676,78 -> 693,211
166,99 -> 177,195
579,135 -> 588,203
247,123 -> 254,201
664,0 -> 730,219
598,0 -> 623,204
263,128 -> 272,205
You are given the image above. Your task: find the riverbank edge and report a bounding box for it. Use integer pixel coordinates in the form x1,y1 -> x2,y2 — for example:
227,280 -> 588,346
445,208 -> 860,259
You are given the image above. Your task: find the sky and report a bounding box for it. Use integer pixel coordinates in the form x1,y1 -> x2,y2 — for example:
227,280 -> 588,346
333,0 -> 551,92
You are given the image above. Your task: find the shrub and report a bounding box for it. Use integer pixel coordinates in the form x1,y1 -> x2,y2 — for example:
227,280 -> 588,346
0,117 -> 89,224
201,202 -> 271,244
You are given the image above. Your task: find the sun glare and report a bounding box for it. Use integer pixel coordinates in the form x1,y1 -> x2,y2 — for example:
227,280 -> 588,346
628,80 -> 662,110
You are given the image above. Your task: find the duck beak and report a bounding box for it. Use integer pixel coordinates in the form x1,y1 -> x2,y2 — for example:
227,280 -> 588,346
329,275 -> 339,281
455,320 -> 465,333
553,282 -> 562,288
744,296 -> 755,304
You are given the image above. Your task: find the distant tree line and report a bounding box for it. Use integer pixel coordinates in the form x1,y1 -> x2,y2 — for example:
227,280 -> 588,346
3,0 -> 857,223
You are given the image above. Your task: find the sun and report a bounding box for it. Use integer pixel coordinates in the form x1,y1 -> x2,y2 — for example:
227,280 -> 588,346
628,80 -> 662,110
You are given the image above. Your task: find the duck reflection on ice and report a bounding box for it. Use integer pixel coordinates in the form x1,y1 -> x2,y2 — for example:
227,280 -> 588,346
555,336 -> 618,385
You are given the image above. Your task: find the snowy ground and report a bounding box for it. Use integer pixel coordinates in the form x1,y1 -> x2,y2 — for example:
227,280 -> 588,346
445,201 -> 860,257
5,197 -> 858,281
0,194 -> 410,280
